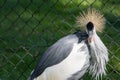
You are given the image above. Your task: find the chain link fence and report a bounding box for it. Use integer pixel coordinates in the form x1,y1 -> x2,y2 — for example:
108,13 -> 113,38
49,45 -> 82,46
0,0 -> 120,80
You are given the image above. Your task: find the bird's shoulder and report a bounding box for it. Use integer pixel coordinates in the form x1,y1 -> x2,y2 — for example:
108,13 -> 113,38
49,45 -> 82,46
29,31 -> 88,80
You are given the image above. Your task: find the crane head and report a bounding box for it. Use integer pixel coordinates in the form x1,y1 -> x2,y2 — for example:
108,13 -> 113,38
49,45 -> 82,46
86,22 -> 94,42
76,8 -> 106,43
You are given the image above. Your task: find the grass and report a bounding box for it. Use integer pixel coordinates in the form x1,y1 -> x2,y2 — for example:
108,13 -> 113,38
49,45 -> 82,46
0,0 -> 120,80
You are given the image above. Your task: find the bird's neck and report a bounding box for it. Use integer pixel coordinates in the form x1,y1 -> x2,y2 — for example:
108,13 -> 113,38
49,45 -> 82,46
89,33 -> 109,79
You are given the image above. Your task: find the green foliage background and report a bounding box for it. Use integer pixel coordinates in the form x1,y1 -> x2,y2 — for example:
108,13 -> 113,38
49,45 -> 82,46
0,0 -> 120,80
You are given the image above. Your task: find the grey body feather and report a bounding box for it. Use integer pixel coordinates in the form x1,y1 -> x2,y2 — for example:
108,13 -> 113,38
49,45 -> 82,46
29,31 -> 88,80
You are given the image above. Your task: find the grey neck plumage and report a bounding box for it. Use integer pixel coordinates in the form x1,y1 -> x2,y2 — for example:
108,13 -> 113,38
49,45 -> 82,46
88,33 -> 109,80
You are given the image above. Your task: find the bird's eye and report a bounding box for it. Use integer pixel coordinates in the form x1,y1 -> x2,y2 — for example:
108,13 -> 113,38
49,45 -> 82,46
87,22 -> 94,31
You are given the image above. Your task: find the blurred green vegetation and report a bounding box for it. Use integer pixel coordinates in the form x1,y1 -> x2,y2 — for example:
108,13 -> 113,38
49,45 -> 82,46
0,0 -> 120,80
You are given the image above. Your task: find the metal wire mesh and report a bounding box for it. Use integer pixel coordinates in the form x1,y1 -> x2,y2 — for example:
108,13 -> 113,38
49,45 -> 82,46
0,0 -> 120,80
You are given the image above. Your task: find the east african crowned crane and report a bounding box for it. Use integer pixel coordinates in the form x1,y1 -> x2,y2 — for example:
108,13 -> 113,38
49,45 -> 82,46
29,9 -> 109,80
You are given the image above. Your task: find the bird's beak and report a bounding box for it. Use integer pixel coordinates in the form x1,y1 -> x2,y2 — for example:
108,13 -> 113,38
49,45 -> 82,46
88,31 -> 94,43
86,22 -> 94,43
